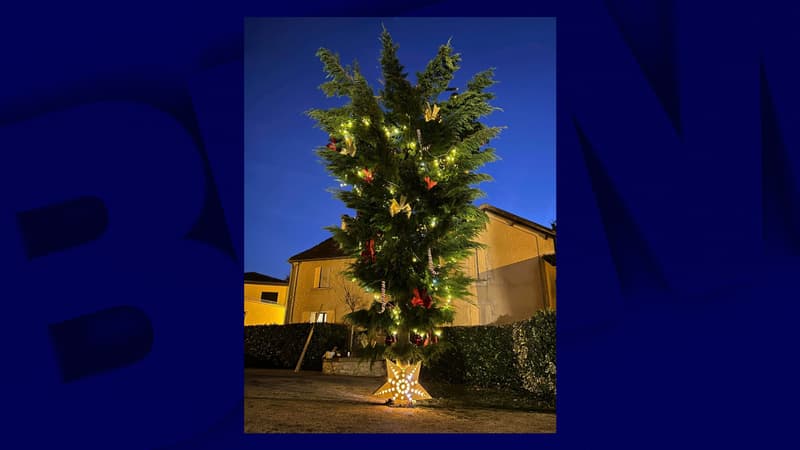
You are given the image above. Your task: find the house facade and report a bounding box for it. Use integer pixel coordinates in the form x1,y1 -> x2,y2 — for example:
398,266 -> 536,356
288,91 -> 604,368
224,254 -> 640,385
244,272 -> 289,325
284,204 -> 556,326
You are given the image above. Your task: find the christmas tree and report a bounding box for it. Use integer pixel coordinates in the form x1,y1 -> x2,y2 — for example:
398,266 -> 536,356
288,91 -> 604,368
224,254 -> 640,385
309,28 -> 502,365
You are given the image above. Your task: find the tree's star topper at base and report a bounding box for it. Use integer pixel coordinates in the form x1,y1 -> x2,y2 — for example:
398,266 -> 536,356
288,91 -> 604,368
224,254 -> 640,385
372,359 -> 432,406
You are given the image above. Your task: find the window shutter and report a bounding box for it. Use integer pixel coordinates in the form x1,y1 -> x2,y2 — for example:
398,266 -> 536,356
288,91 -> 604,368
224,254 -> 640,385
322,267 -> 330,288
313,266 -> 321,288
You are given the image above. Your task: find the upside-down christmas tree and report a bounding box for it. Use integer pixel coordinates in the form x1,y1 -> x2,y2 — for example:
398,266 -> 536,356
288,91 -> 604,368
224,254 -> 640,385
309,29 -> 502,406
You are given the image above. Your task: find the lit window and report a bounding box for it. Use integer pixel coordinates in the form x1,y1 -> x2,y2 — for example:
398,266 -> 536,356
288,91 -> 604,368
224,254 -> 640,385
309,312 -> 328,323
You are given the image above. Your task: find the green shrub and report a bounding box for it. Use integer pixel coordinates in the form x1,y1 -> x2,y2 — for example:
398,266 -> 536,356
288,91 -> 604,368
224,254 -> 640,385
421,310 -> 556,405
423,325 -> 519,387
244,323 -> 349,371
512,311 -> 556,405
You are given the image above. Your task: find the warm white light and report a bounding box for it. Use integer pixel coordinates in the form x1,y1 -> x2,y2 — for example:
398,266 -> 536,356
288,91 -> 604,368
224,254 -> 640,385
362,117 -> 370,126
372,360 -> 432,406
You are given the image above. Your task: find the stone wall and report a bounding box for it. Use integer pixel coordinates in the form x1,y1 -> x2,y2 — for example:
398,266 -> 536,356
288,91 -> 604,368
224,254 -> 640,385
322,358 -> 386,377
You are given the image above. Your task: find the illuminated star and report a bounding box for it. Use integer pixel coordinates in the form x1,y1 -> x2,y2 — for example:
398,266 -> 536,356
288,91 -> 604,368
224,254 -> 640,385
373,359 -> 432,406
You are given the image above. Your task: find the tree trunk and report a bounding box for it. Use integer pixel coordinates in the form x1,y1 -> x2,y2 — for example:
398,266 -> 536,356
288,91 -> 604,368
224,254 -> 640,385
394,328 -> 412,366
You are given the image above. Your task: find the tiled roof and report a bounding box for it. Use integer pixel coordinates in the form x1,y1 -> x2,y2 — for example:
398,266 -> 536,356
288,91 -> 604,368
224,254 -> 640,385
479,204 -> 556,237
244,272 -> 288,284
288,237 -> 347,262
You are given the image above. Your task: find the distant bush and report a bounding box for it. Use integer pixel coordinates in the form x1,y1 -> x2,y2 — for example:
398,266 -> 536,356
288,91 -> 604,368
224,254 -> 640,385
244,323 -> 349,371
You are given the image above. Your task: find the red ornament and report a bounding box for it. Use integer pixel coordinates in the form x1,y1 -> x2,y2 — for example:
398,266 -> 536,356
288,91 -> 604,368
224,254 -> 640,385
361,239 -> 376,263
424,176 -> 438,190
326,136 -> 337,151
362,167 -> 374,184
411,287 -> 432,309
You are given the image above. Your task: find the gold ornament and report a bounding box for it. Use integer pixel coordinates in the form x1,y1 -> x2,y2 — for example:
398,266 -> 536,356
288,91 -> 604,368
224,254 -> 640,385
389,196 -> 412,218
373,359 -> 432,406
424,102 -> 441,122
341,136 -> 357,157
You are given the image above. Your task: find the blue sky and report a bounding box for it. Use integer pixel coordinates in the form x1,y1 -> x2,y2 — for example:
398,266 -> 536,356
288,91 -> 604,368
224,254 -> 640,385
245,17 -> 555,279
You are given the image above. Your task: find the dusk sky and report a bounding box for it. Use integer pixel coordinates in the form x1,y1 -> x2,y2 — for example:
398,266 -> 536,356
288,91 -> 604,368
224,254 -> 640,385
245,17 -> 556,279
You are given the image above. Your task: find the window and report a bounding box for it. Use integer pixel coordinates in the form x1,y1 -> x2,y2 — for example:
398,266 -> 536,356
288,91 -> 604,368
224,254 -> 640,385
309,312 -> 328,323
312,266 -> 330,288
260,291 -> 279,303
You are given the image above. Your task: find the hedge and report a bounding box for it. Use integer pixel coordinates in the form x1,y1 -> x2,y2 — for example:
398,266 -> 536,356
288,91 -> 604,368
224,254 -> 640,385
422,310 -> 556,403
244,323 -> 349,371
512,311 -> 556,404
244,312 -> 556,404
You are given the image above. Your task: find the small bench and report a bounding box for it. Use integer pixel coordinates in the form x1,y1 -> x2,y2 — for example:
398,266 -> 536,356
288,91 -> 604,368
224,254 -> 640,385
322,357 -> 386,377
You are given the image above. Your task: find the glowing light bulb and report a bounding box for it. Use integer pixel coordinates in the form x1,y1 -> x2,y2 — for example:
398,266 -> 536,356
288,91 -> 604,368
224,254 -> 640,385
408,142 -> 416,150
362,117 -> 370,126
434,330 -> 442,337
412,257 -> 417,262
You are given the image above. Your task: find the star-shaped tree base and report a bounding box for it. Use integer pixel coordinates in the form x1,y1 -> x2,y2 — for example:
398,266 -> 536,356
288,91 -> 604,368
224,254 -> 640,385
373,359 -> 432,407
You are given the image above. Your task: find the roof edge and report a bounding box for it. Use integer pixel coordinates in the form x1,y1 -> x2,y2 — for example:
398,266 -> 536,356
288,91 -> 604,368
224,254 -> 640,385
478,204 -> 556,237
245,280 -> 289,286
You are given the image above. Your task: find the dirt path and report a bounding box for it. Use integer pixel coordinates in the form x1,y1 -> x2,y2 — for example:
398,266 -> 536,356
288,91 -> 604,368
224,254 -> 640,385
245,369 -> 556,433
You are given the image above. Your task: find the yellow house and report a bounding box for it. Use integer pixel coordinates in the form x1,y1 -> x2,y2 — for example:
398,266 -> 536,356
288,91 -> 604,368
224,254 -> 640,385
284,204 -> 555,326
244,272 -> 289,325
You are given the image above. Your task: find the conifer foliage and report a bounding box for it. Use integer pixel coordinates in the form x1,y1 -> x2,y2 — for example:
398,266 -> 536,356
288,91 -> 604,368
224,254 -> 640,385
308,29 -> 502,361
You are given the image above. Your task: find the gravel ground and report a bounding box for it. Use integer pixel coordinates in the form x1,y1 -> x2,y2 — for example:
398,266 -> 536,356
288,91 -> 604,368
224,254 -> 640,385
245,369 -> 556,433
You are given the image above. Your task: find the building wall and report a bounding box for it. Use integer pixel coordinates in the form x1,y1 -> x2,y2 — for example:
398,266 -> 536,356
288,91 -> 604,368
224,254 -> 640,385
287,258 -> 371,324
286,214 -> 555,326
459,211 -> 556,325
244,282 -> 288,325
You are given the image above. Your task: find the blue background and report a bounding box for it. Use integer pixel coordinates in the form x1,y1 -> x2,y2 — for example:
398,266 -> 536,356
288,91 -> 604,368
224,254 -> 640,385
2,1 -> 797,448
